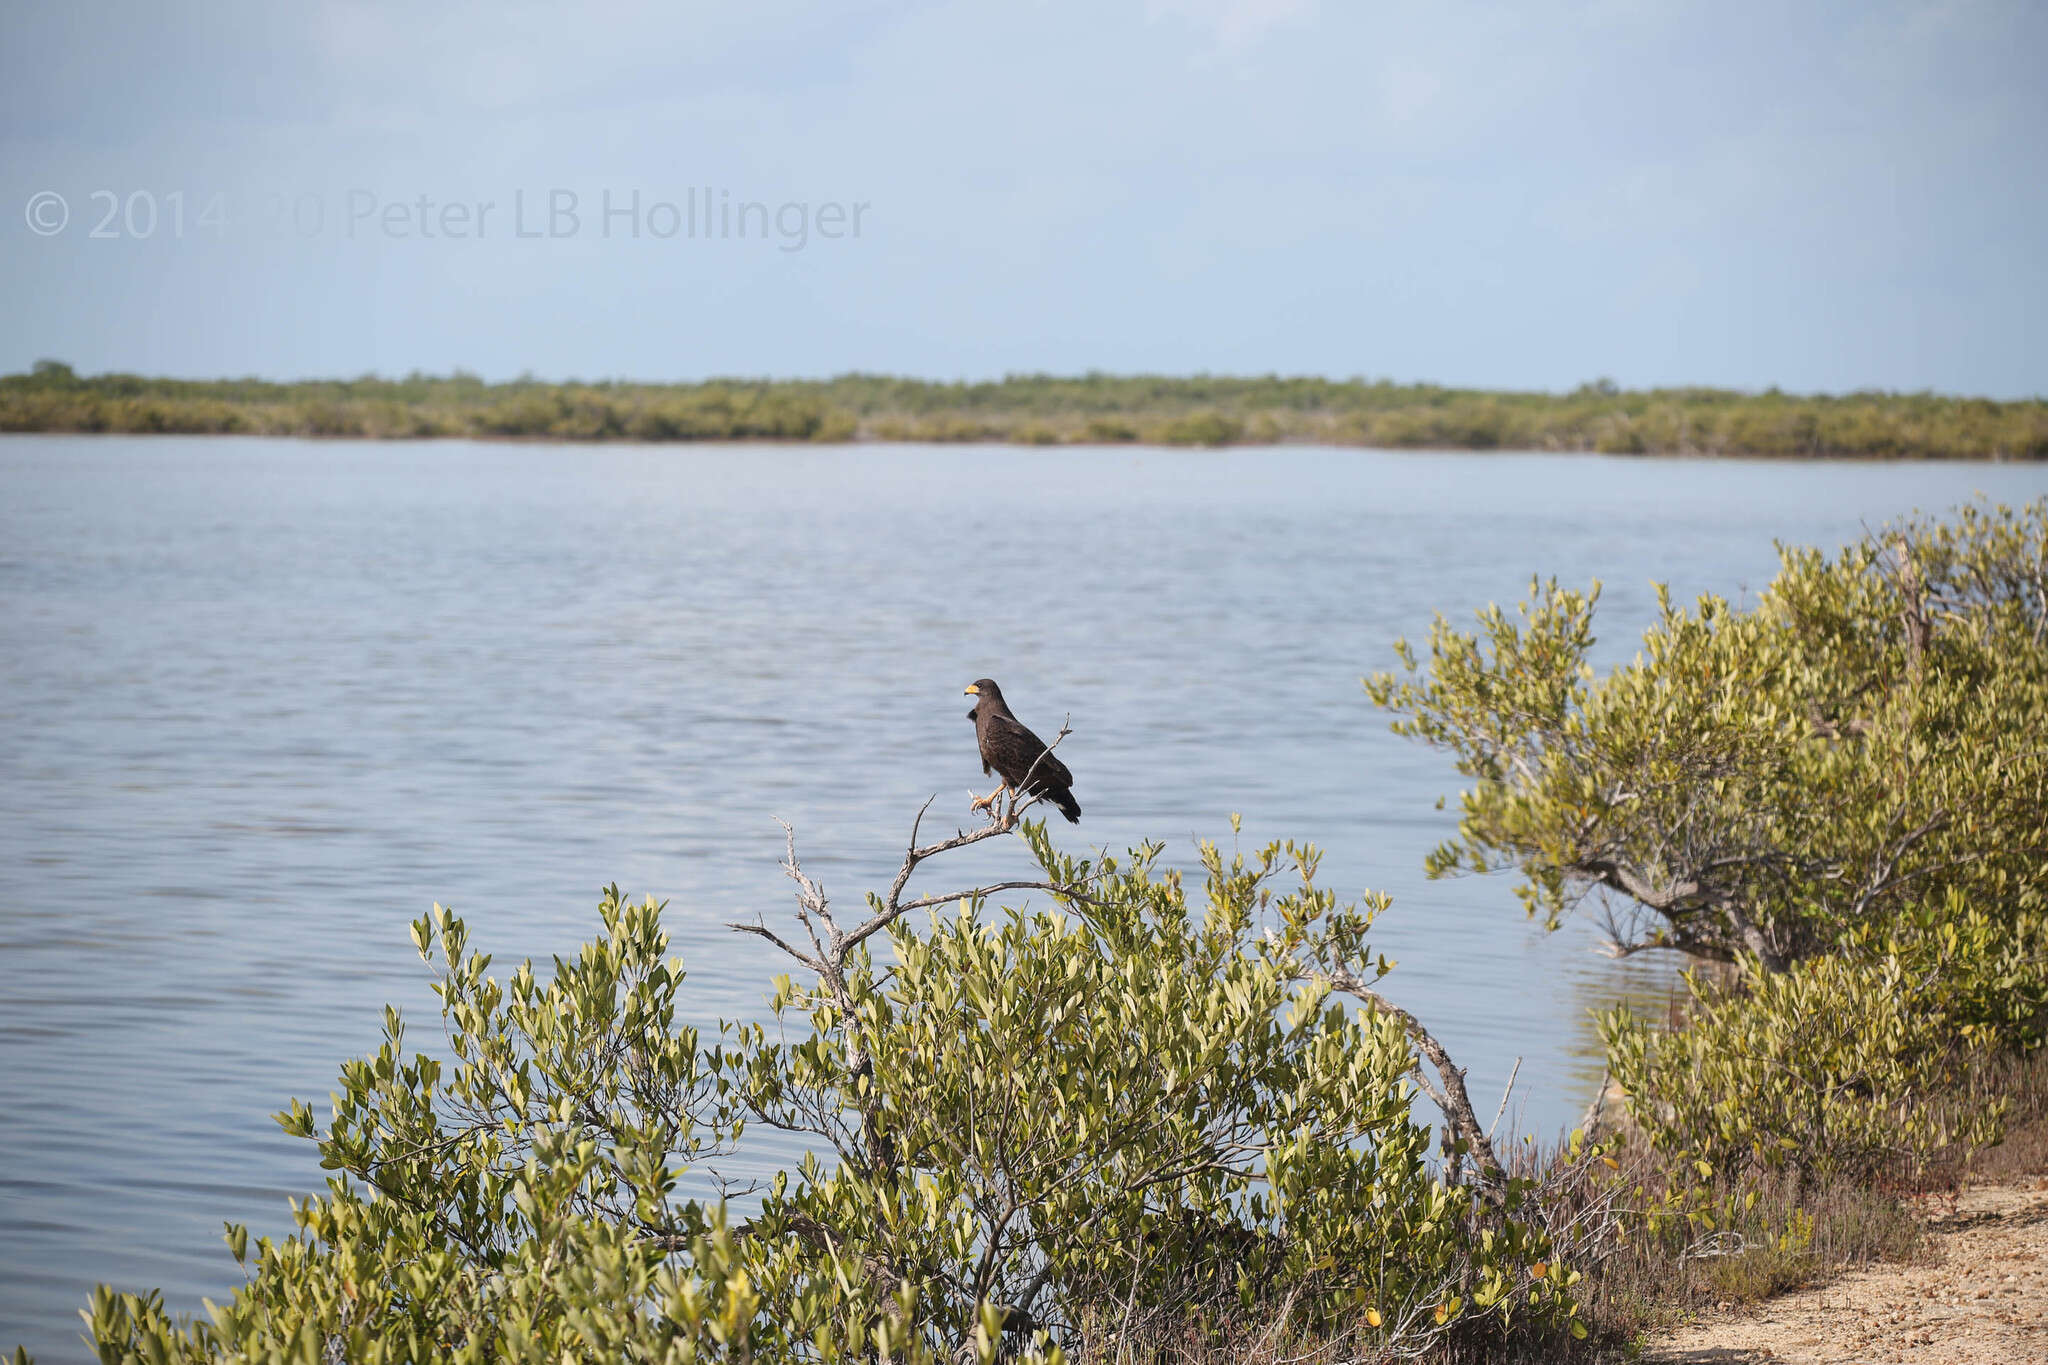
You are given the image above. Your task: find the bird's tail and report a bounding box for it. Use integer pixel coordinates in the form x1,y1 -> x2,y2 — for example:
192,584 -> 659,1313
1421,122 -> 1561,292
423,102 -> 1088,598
1053,791 -> 1081,824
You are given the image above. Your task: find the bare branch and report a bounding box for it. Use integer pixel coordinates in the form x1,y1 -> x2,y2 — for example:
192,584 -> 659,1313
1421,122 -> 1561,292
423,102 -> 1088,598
1576,1067 -> 1613,1140
1846,807 -> 1951,922
740,734 -> 1099,1190
883,879 -> 1088,922
1578,856 -> 1789,971
880,809 -> 1022,921
1312,966 -> 1506,1185
725,916 -> 825,974
1488,1056 -> 1522,1143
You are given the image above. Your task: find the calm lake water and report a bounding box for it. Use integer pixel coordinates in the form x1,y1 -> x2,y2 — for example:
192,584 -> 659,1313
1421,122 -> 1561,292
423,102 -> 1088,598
2,436 -> 2044,1359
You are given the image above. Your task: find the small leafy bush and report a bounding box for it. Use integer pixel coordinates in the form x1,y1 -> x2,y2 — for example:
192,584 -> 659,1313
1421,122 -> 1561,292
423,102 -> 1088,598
77,828 -> 1586,1363
1598,897 -> 2048,1184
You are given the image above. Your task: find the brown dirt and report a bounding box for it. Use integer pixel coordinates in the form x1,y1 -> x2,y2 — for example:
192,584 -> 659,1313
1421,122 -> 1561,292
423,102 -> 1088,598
1642,1177 -> 2048,1364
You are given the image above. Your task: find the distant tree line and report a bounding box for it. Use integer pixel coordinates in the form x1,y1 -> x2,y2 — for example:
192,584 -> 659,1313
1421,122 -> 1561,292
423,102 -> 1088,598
6,360 -> 2045,458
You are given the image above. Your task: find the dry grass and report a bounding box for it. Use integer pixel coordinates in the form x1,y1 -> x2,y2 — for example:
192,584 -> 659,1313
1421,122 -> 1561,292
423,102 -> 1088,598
1558,1046 -> 2048,1361
1963,1048 -> 2048,1184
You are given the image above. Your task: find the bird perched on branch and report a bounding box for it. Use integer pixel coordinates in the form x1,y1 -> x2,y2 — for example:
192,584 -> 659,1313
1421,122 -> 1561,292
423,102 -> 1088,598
963,678 -> 1081,824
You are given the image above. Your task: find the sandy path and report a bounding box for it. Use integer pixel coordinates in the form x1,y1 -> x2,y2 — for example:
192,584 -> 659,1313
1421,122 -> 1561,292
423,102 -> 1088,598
1643,1177 -> 2048,1364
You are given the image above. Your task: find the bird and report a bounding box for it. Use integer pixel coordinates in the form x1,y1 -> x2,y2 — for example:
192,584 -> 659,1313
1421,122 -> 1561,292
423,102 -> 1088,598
963,678 -> 1081,824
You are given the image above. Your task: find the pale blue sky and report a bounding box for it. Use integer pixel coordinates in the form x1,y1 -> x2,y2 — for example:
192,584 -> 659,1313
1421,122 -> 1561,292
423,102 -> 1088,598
2,1 -> 2042,394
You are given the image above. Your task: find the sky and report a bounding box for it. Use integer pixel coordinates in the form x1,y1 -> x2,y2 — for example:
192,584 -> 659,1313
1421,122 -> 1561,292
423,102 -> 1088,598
1,0 -> 2043,395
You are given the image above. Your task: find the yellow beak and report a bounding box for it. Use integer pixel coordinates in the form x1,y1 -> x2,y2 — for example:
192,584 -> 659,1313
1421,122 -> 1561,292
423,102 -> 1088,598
963,683 -> 980,695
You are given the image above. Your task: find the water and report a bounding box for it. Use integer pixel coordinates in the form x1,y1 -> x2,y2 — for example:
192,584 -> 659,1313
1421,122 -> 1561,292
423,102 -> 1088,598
2,435 -> 2042,1359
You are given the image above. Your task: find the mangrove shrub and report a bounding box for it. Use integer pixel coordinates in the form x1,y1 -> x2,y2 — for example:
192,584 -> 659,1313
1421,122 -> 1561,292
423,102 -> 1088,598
77,823 -> 1585,1363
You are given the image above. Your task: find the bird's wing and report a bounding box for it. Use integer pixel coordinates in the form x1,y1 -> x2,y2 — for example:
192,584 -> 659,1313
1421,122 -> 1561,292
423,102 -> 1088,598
968,703 -> 993,773
1035,748 -> 1075,790
988,713 -> 1073,789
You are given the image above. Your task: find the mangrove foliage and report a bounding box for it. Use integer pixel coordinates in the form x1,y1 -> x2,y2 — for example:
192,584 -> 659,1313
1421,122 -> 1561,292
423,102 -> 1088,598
6,362 -> 2045,458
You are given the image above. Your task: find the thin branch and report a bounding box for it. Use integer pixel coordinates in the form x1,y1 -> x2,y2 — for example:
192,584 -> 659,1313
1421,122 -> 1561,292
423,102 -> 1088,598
1846,807 -> 1951,922
1576,1067 -> 1613,1140
737,732 -> 1098,1189
1313,966 -> 1506,1185
1488,1056 -> 1522,1143
885,879 -> 1091,921
725,915 -> 825,974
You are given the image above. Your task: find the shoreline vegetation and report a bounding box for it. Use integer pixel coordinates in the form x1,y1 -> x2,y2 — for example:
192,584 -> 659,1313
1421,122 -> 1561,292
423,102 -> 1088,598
6,360 -> 2047,459
40,502 -> 2048,1364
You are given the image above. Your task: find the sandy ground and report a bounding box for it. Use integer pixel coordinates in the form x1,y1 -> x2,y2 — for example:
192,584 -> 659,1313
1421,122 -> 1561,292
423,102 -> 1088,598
1643,1177 -> 2048,1364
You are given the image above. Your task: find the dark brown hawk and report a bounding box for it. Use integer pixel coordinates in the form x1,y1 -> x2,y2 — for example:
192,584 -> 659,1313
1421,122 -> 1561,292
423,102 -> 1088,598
963,678 -> 1081,823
